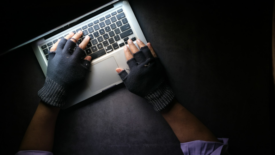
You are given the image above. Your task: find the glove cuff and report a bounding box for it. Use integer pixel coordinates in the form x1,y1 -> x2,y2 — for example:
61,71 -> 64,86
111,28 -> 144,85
38,77 -> 67,107
144,84 -> 175,111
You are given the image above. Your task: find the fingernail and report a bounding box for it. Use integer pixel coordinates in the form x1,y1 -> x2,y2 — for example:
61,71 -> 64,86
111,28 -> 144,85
78,31 -> 82,33
128,39 -> 132,43
137,39 -> 140,42
69,32 -> 73,35
85,35 -> 89,39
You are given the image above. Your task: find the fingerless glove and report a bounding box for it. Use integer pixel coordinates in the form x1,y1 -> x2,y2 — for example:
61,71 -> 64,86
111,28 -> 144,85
38,38 -> 91,107
118,46 -> 174,111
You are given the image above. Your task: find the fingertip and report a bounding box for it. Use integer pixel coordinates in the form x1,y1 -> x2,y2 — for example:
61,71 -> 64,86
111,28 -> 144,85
84,56 -> 92,61
116,68 -> 123,73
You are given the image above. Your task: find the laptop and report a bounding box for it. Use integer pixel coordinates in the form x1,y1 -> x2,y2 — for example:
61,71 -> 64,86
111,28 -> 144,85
30,0 -> 147,109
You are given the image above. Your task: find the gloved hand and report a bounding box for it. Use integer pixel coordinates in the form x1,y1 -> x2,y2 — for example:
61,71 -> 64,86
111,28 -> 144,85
38,31 -> 92,107
116,39 -> 174,111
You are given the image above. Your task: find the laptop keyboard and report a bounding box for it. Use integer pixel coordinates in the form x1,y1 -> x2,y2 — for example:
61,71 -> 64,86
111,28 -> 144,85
40,8 -> 136,61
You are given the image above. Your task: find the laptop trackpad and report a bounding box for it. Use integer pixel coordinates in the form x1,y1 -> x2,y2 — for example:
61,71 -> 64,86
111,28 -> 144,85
89,56 -> 122,93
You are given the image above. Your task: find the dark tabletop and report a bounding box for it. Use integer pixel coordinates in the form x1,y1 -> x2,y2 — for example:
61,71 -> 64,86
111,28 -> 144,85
0,0 -> 274,155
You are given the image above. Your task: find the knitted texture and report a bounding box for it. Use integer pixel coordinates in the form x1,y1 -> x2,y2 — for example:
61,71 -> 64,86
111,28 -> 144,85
38,77 -> 66,107
144,84 -> 175,111
37,38 -> 90,107
118,46 -> 175,111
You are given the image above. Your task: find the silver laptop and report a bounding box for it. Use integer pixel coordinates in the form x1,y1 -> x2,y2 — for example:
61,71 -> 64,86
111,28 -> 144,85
31,0 -> 147,109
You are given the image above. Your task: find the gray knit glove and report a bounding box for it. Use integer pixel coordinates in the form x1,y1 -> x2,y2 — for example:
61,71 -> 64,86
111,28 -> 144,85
38,38 -> 91,107
118,46 -> 174,111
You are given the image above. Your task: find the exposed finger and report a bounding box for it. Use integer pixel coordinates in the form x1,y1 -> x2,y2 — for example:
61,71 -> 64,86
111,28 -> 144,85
65,32 -> 74,40
70,31 -> 83,43
116,68 -> 123,73
84,56 -> 92,61
124,45 -> 133,61
78,35 -> 90,50
128,39 -> 139,54
50,39 -> 60,52
136,38 -> 146,48
147,42 -> 157,57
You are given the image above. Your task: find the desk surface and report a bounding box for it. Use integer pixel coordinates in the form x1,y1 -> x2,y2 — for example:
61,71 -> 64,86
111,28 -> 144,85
0,0 -> 273,154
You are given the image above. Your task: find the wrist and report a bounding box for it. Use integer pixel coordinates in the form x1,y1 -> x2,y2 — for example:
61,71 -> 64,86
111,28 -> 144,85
144,84 -> 175,111
38,77 -> 67,107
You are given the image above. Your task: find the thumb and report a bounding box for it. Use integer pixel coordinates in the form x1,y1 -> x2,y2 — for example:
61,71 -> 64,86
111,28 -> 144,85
116,68 -> 128,81
116,68 -> 124,73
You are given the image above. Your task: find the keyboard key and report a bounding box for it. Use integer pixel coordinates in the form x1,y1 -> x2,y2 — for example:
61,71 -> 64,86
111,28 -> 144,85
117,9 -> 123,13
111,17 -> 117,23
94,24 -> 100,30
91,46 -> 97,52
119,43 -> 125,47
120,29 -> 133,39
103,41 -> 109,46
46,55 -> 49,60
109,38 -> 115,44
83,30 -> 88,36
103,34 -> 109,40
116,21 -> 122,27
114,28 -> 121,34
110,23 -> 116,29
48,46 -> 52,50
99,29 -> 105,35
109,31 -> 115,37
73,31 -> 76,34
125,41 -> 128,45
99,22 -> 105,28
100,17 -> 105,21
93,32 -> 99,37
120,24 -> 131,32
97,43 -> 103,49
88,22 -> 93,27
41,45 -> 47,49
76,28 -> 82,32
89,34 -> 94,39
82,25 -> 87,29
114,35 -> 120,41
105,26 -> 111,32
91,49 -> 106,59
131,37 -> 136,41
87,42 -> 92,47
91,39 -> 98,45
86,49 -> 92,54
116,13 -> 125,20
112,43 -> 119,49
94,20 -> 99,24
105,19 -> 111,25
53,40 -> 58,44
105,14 -> 111,18
43,49 -> 49,54
122,18 -> 128,24
88,27 -> 94,33
123,37 -> 129,42
97,36 -> 103,42
47,42 -> 53,46
105,45 -> 113,53
111,11 -> 117,16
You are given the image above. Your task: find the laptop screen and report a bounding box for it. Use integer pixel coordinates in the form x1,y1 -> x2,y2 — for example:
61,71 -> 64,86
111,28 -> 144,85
1,0 -> 114,56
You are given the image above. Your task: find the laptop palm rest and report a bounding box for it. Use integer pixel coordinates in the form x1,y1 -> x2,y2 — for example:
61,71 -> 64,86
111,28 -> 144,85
63,56 -> 122,109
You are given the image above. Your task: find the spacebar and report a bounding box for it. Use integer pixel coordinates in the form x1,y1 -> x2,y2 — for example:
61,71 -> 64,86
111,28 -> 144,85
91,49 -> 106,60
120,29 -> 133,38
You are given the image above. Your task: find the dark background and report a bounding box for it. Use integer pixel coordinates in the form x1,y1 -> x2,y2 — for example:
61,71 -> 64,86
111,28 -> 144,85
0,0 -> 274,155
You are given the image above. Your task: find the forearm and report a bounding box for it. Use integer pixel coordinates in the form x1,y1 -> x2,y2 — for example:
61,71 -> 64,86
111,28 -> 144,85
161,99 -> 219,143
19,102 -> 60,151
